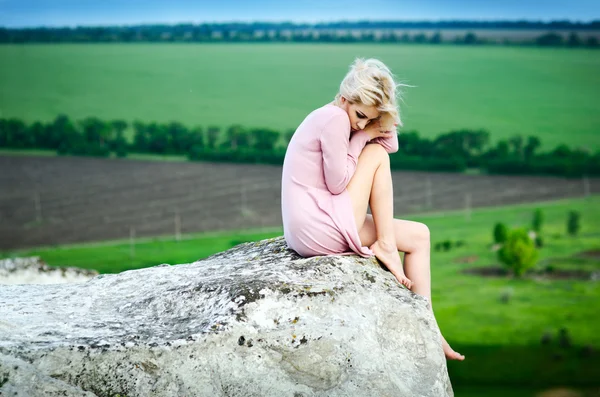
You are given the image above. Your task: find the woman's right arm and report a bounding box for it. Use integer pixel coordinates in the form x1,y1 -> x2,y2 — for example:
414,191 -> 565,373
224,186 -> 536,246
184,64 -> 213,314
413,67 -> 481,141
320,113 -> 370,195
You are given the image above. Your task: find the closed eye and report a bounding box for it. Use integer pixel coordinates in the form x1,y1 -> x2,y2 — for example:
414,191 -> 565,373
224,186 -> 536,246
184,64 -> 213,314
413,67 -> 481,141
356,111 -> 367,119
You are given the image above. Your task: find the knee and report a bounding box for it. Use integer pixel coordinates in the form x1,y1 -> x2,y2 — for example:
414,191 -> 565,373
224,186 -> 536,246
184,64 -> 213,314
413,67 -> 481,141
361,143 -> 389,163
414,222 -> 431,248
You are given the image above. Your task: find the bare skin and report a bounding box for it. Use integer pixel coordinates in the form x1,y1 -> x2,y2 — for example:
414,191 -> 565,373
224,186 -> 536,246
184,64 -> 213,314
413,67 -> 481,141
336,97 -> 465,361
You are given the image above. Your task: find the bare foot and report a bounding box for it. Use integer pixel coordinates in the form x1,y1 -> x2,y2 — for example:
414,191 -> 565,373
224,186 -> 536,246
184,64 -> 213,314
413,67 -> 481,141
369,240 -> 413,289
442,336 -> 465,361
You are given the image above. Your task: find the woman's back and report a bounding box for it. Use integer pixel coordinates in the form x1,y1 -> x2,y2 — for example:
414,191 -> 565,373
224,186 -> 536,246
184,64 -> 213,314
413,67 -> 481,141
281,103 -> 347,199
281,103 -> 373,258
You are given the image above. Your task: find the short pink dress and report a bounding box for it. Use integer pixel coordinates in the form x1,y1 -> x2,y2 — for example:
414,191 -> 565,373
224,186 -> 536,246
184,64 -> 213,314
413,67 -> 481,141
281,102 -> 399,258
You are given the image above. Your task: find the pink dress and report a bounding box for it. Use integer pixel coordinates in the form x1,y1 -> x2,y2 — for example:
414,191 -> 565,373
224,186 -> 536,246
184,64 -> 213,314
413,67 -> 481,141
281,102 -> 399,258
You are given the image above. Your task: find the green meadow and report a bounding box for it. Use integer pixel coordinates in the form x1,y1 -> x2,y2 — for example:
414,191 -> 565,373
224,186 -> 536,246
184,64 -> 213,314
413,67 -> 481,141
1,43 -> 599,150
3,196 -> 600,392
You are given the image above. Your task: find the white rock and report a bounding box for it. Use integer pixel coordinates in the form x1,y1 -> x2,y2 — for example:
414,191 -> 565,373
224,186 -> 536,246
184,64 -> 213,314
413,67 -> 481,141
0,256 -> 98,285
0,237 -> 453,396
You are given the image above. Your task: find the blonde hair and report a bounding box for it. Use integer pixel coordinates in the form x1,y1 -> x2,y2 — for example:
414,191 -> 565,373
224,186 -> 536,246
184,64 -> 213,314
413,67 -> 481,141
334,58 -> 409,130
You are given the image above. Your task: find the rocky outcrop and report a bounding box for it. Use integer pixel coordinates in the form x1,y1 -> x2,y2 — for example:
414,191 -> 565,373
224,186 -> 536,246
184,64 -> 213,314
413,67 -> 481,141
0,256 -> 98,285
0,236 -> 453,397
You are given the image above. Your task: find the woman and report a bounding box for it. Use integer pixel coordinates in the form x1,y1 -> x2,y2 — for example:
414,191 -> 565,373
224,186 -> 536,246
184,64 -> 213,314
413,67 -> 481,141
281,57 -> 464,361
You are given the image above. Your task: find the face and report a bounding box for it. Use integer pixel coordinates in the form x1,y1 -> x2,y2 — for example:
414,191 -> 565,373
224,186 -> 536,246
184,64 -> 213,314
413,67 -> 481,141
340,97 -> 380,132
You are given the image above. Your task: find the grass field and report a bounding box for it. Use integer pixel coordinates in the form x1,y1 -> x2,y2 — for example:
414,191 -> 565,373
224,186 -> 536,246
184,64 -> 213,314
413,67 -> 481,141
2,196 -> 599,390
1,44 -> 599,150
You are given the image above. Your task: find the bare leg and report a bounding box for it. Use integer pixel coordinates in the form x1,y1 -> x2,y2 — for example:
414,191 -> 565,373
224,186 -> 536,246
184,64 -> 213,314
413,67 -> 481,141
358,214 -> 465,361
346,144 -> 411,288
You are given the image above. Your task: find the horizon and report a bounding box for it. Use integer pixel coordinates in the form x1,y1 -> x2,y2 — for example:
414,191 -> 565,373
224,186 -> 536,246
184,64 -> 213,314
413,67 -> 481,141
1,0 -> 599,29
3,18 -> 600,31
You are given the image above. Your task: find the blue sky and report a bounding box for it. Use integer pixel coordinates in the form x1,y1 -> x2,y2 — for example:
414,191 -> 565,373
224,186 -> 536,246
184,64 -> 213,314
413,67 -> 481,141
1,0 -> 599,28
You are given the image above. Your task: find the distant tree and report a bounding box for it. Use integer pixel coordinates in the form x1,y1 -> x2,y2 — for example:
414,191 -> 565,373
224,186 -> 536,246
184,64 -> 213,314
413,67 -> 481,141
567,211 -> 581,236
109,120 -> 128,151
378,32 -> 393,43
188,143 -> 205,161
413,33 -> 427,43
28,121 -> 47,148
132,121 -> 149,152
586,37 -> 599,48
146,122 -> 169,154
430,31 -> 442,44
252,128 -> 280,151
536,32 -> 563,47
80,117 -> 110,147
361,31 -> 376,42
532,208 -> 544,233
463,32 -> 478,44
206,126 -> 220,149
433,129 -> 490,162
166,121 -> 189,153
397,131 -> 418,153
467,129 -> 491,155
552,144 -> 572,159
223,124 -> 251,150
508,135 -> 524,160
590,151 -> 600,175
0,119 -> 7,147
1,118 -> 31,148
495,141 -> 510,159
524,136 -> 541,162
493,222 -> 509,244
498,228 -> 539,277
50,115 -> 79,150
189,126 -> 205,149
567,32 -> 582,47
113,133 -> 128,157
111,120 -> 128,136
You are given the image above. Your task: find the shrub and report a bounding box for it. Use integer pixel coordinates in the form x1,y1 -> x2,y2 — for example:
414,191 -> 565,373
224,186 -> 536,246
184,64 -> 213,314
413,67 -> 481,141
567,211 -> 581,236
497,227 -> 539,277
493,222 -> 508,244
535,235 -> 544,248
559,328 -> 572,348
442,240 -> 452,251
532,208 -> 544,233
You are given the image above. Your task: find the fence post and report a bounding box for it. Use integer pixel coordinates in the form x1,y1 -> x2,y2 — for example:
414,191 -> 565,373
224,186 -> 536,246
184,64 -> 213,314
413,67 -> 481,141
34,191 -> 42,223
129,226 -> 136,258
241,184 -> 247,214
426,178 -> 432,210
175,208 -> 181,241
465,193 -> 472,221
583,175 -> 590,197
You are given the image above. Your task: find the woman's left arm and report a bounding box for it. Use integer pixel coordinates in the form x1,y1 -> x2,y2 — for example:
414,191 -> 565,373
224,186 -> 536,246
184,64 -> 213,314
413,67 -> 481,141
371,131 -> 399,154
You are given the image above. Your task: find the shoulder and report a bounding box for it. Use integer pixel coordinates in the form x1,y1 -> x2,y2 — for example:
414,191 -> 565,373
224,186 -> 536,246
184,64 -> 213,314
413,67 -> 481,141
312,103 -> 350,129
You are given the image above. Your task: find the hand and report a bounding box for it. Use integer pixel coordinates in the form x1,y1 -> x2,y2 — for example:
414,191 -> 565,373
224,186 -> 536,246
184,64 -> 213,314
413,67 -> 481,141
363,120 -> 397,141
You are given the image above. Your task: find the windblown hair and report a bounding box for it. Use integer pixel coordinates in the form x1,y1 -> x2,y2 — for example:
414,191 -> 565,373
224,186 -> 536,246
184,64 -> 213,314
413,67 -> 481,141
334,58 -> 409,131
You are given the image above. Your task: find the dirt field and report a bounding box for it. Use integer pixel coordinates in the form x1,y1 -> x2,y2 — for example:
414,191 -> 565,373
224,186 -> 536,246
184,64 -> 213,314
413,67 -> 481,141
1,155 -> 598,250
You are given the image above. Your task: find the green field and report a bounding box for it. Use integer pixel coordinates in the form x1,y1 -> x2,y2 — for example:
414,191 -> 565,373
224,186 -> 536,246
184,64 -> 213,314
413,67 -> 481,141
3,196 -> 600,391
1,44 -> 599,150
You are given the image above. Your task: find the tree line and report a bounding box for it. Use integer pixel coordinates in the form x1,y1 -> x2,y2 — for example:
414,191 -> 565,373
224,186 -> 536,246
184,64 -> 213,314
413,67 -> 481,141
1,115 -> 598,177
1,22 -> 599,48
